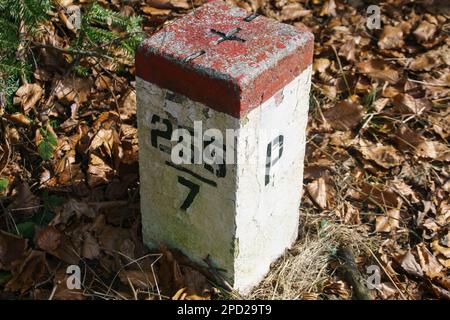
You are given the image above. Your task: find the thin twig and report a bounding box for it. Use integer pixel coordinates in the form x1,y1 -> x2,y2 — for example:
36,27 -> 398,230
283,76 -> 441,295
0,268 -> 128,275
407,78 -> 449,87
331,45 -> 352,96
361,243 -> 409,300
203,255 -> 233,292
31,43 -> 114,60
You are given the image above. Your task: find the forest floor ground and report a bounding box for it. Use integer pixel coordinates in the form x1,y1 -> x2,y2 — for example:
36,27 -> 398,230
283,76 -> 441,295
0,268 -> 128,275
0,0 -> 449,300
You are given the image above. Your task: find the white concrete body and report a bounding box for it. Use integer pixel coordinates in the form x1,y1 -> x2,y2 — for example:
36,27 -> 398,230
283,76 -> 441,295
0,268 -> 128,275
137,66 -> 312,293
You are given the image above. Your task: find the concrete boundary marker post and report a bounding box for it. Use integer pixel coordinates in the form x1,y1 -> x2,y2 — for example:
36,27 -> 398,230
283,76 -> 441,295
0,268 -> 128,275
136,0 -> 313,293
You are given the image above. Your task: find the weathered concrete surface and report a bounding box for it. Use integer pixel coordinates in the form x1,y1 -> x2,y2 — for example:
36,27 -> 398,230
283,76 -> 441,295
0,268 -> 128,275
233,66 -> 312,291
136,0 -> 314,118
137,79 -> 239,276
136,0 -> 313,294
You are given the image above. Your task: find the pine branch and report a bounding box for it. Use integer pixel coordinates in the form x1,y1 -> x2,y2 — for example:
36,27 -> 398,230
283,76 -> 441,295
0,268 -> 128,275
0,0 -> 143,110
74,2 -> 143,57
31,42 -> 114,60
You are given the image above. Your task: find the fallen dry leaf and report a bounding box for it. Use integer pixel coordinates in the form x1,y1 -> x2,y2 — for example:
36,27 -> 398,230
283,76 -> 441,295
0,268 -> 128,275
180,265 -> 212,299
398,251 -> 423,277
119,269 -> 157,291
87,153 -> 114,187
437,257 -> 450,269
430,282 -> 450,300
98,225 -> 135,259
89,128 -> 115,155
394,125 -> 449,160
7,182 -> 40,217
52,267 -> 85,300
94,74 -> 113,91
158,244 -> 185,296
118,89 -> 136,120
413,20 -> 437,42
81,232 -> 100,260
141,6 -> 171,15
58,5 -> 80,32
56,0 -> 73,6
322,101 -> 364,131
357,59 -> 400,84
56,199 -> 97,225
0,230 -> 28,271
338,202 -> 360,225
313,58 -> 330,74
60,103 -> 79,132
355,183 -> 401,209
120,124 -> 139,164
338,39 -> 356,62
4,112 -> 31,126
319,0 -> 337,17
357,138 -> 403,169
6,250 -> 46,293
54,77 -> 91,105
146,0 -> 189,9
328,130 -> 353,147
13,83 -> 43,114
375,208 -> 400,233
409,54 -> 439,71
389,178 -> 419,204
48,153 -> 84,187
378,282 -> 398,300
378,25 -> 404,50
35,226 -> 79,265
417,243 -> 443,279
92,111 -> 121,132
429,110 -> 450,140
280,3 -> 311,21
431,240 -> 450,259
392,94 -> 431,115
306,177 -> 328,209
322,278 -> 350,299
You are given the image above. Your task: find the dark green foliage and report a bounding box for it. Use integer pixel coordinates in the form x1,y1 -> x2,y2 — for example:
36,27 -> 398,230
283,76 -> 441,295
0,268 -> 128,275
0,0 -> 51,107
0,271 -> 12,286
73,65 -> 90,77
0,177 -> 8,192
16,192 -> 62,240
16,221 -> 36,239
0,0 -> 52,27
74,2 -> 143,56
37,127 -> 57,160
0,0 -> 143,109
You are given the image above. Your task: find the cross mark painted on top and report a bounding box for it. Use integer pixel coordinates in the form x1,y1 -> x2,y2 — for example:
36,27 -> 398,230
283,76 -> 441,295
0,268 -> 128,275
210,27 -> 246,44
183,28 -> 246,62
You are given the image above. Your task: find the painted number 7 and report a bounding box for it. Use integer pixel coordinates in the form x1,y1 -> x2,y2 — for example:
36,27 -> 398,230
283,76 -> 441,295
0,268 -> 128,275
177,176 -> 200,210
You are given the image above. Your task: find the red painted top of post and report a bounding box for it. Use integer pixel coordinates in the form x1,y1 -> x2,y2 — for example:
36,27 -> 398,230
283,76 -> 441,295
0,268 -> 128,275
136,0 -> 314,118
